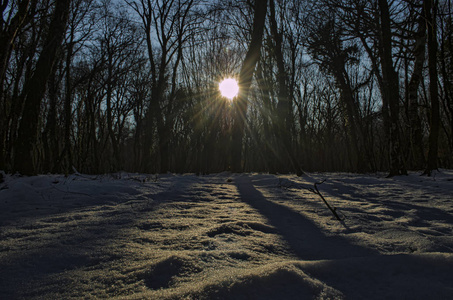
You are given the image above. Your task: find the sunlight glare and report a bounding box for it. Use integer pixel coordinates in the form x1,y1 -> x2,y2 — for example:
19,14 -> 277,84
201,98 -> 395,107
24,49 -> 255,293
219,78 -> 239,100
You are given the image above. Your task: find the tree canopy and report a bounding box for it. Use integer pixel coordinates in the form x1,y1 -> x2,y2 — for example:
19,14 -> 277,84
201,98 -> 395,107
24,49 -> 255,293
0,0 -> 451,176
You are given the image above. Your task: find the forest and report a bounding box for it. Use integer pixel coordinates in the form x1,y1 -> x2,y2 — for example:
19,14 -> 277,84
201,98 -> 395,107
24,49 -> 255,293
0,0 -> 452,176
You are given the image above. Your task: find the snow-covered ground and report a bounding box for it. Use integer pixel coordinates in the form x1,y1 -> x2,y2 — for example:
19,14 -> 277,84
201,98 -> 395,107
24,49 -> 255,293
1,170 -> 452,299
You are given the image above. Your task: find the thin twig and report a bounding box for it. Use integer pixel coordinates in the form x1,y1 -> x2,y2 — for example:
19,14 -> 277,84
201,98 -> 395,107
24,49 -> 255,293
308,180 -> 344,222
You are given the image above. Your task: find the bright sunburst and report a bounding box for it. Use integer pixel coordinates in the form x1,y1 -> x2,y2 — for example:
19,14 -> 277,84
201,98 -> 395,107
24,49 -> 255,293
219,78 -> 239,100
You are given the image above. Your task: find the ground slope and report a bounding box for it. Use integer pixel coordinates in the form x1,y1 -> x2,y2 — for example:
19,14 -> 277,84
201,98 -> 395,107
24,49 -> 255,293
0,171 -> 452,299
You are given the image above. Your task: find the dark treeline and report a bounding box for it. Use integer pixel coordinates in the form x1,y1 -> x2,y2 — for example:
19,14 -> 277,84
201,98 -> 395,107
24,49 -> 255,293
0,0 -> 452,176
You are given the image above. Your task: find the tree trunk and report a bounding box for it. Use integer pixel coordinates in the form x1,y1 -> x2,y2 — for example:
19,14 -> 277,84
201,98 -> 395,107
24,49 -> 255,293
424,0 -> 440,175
255,61 -> 276,173
439,1 -> 453,160
13,0 -> 71,175
61,39 -> 74,174
151,33 -> 167,173
378,0 -> 406,176
269,0 -> 303,175
231,0 -> 267,172
407,5 -> 427,169
106,51 -> 121,171
42,65 -> 59,173
335,69 -> 366,172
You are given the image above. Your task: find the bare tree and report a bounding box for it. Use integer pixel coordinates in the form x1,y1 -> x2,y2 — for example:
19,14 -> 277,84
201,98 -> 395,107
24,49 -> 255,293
268,0 -> 303,175
231,0 -> 267,172
377,0 -> 407,176
127,0 -> 197,173
405,1 -> 426,169
0,0 -> 33,93
424,0 -> 440,175
0,0 -> 34,170
14,0 -> 71,175
97,0 -> 141,170
0,0 -> 450,175
439,0 -> 453,164
306,12 -> 366,172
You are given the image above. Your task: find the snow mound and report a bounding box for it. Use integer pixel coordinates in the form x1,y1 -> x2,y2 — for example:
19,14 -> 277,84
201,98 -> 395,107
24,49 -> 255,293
141,255 -> 202,290
203,262 -> 343,300
207,221 -> 276,237
144,262 -> 343,300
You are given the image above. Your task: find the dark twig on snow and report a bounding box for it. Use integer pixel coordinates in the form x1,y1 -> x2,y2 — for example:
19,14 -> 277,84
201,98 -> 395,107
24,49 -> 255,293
308,180 -> 344,222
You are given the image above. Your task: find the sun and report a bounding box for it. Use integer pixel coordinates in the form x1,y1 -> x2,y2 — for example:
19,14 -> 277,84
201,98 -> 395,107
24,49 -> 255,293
219,78 -> 239,100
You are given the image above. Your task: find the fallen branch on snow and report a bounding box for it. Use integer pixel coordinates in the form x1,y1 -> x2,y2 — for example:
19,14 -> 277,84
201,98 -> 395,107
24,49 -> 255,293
308,180 -> 344,223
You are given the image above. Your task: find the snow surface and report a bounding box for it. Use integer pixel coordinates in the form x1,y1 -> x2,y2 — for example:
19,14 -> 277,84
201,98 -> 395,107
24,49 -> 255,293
0,170 -> 452,299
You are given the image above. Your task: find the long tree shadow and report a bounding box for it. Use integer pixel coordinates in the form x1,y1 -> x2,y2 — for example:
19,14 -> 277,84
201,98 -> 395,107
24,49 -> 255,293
235,175 -> 453,299
234,175 -> 377,260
